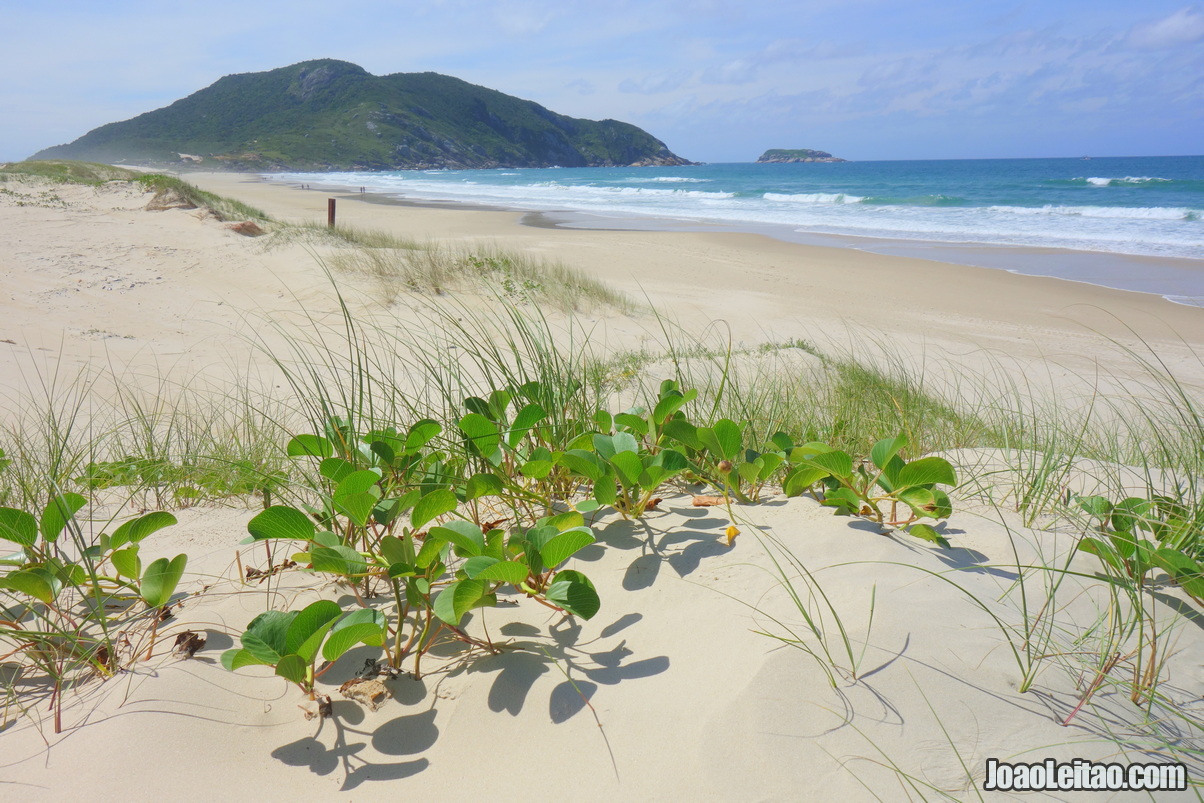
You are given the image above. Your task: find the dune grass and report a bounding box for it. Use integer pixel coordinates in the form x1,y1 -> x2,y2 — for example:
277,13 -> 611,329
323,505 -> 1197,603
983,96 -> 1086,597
133,173 -> 270,222
0,160 -> 142,185
325,239 -> 636,312
3,162 -> 1200,763
0,239 -> 1201,789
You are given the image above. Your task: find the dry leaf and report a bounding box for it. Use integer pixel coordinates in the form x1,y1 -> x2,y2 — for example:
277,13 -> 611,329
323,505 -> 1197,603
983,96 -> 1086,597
173,631 -> 206,658
692,495 -> 726,507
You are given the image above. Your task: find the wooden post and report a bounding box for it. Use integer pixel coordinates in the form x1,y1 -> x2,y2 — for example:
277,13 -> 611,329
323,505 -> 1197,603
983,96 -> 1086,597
327,198 -> 336,228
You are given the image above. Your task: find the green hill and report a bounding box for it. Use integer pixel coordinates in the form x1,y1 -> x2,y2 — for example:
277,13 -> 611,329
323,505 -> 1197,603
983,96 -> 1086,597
32,59 -> 692,171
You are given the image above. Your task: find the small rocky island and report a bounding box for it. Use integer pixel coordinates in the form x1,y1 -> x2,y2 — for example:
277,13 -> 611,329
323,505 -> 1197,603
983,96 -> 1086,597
757,149 -> 846,163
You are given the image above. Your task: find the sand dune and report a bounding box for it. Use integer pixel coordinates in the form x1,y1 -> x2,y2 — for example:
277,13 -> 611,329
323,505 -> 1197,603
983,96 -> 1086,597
1,171 -> 1200,800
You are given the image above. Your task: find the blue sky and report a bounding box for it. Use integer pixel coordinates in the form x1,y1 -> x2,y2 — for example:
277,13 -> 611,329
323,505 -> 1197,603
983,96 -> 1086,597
2,0 -> 1201,162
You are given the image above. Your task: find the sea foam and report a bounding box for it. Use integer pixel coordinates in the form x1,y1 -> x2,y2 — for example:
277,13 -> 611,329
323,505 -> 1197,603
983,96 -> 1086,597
763,192 -> 865,204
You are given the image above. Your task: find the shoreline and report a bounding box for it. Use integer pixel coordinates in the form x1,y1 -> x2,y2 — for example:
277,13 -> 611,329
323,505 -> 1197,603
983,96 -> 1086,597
3,165 -> 1203,800
179,170 -> 1204,403
245,169 -> 1204,308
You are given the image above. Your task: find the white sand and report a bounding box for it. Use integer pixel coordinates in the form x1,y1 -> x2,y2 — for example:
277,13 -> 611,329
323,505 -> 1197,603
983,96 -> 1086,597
1,172 -> 1200,800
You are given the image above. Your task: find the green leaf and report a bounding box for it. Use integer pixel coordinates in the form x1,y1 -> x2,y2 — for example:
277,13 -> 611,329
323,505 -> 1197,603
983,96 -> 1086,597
870,434 -> 908,472
808,450 -> 853,480
662,419 -> 701,450
462,555 -> 499,578
428,520 -> 486,557
1152,547 -> 1202,583
242,610 -> 297,661
560,450 -> 605,482
545,575 -> 600,619
286,434 -> 335,459
540,527 -> 596,568
140,553 -> 187,607
1075,495 -> 1113,520
285,600 -> 343,661
608,451 -> 644,488
658,448 -> 689,473
313,530 -> 341,547
333,471 -> 382,527
1077,537 -> 1126,574
466,473 -> 505,500
784,466 -> 829,497
411,489 -> 458,530
698,419 -> 742,462
334,469 -> 381,498
321,622 -> 383,662
0,508 -> 38,548
311,545 -> 369,577
111,510 -> 178,548
473,560 -> 529,585
594,431 -> 639,459
756,452 -> 784,480
614,413 -> 650,437
1,569 -> 60,604
414,536 -> 445,569
896,456 -> 957,489
460,413 -> 501,456
593,471 -> 618,507
247,506 -> 315,542
334,495 -> 380,529
324,608 -> 386,660
110,547 -> 142,579
897,487 -> 943,520
523,524 -> 559,553
39,493 -> 87,543
508,403 -> 547,448
379,535 -> 409,566
906,523 -> 951,548
652,388 -> 695,425
519,459 -> 553,479
221,647 -> 268,671
274,653 -> 308,685
404,419 -> 442,454
544,511 -> 585,532
790,442 -> 833,462
1111,497 -> 1153,535
822,486 -> 862,514
319,457 -> 356,484
433,578 -> 491,625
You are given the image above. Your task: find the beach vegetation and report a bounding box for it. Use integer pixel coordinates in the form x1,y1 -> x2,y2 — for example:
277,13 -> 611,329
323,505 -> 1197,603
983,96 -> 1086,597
326,239 -> 635,312
786,434 -> 958,546
0,160 -> 141,185
222,599 -> 386,704
133,173 -> 270,221
0,496 -> 182,732
0,271 -> 1201,793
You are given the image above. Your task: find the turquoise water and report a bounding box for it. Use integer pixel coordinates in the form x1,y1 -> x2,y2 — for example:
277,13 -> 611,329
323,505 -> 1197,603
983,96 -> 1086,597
277,155 -> 1204,302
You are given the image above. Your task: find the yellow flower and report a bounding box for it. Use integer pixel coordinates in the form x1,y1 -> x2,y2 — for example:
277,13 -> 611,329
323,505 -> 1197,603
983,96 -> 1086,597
724,525 -> 740,546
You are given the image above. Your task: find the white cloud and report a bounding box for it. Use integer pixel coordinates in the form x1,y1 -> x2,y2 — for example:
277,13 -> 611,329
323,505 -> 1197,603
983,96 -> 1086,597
1126,6 -> 1204,49
618,70 -> 693,95
564,78 -> 596,95
701,59 -> 758,85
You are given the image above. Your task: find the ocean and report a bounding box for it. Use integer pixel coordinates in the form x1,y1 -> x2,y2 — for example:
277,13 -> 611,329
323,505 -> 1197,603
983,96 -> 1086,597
274,155 -> 1204,305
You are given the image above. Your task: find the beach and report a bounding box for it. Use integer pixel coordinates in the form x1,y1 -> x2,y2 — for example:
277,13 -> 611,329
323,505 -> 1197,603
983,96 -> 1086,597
1,169 -> 1201,800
